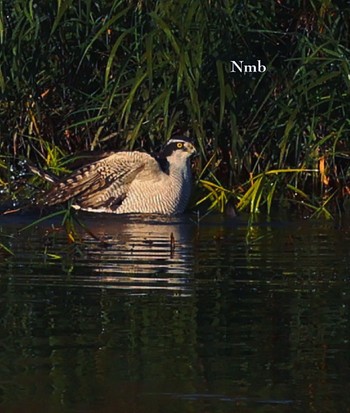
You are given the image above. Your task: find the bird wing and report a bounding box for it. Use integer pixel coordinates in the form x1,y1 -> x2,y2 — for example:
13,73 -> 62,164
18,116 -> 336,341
41,151 -> 162,210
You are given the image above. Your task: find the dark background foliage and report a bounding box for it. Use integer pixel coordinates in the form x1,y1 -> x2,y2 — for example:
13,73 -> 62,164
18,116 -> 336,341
0,0 -> 349,214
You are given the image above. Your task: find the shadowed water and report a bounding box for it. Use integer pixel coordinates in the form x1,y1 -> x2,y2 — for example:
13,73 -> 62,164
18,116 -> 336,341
1,212 -> 350,413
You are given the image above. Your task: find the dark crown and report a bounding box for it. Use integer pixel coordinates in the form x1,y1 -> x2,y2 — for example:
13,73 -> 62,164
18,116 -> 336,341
160,136 -> 193,157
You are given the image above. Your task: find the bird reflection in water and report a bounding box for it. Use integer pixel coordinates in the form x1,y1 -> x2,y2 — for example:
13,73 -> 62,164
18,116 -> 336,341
77,214 -> 195,293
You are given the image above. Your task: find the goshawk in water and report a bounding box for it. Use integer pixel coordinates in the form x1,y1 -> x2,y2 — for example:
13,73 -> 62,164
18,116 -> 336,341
37,136 -> 197,215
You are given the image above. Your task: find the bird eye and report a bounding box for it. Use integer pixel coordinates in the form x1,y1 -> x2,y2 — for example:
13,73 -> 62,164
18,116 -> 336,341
177,142 -> 183,148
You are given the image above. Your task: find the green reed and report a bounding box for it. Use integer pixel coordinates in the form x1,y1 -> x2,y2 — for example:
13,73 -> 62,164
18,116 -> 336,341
0,0 -> 349,216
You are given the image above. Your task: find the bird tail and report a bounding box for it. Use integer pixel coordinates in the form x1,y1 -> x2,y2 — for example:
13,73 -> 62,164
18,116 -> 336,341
40,164 -> 103,206
26,161 -> 59,184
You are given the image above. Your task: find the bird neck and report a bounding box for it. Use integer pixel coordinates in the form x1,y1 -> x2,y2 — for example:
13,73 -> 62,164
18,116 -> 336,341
156,153 -> 191,179
168,157 -> 191,181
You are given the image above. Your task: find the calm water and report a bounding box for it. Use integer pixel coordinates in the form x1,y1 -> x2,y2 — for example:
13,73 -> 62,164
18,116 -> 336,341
1,211 -> 350,413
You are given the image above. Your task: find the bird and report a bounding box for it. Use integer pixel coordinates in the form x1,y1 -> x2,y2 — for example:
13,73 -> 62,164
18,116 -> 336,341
35,136 -> 197,215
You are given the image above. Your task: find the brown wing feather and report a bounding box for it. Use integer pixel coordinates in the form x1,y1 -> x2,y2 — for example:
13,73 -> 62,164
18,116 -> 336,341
40,151 -> 159,208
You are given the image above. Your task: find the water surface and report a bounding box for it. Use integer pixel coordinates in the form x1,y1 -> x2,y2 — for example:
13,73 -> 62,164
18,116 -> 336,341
1,212 -> 350,413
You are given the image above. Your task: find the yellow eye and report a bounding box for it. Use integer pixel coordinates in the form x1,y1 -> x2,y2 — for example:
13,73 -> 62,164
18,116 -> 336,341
177,142 -> 183,148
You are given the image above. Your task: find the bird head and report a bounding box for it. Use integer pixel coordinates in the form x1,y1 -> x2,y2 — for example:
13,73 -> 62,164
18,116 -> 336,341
160,136 -> 197,160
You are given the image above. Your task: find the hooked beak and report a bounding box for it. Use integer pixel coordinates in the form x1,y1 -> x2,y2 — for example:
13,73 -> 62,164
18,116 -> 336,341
184,141 -> 197,157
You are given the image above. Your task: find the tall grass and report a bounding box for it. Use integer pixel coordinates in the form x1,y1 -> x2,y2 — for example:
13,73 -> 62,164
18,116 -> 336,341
0,0 -> 349,216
